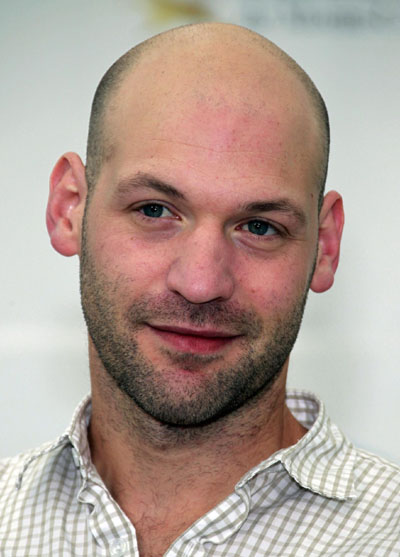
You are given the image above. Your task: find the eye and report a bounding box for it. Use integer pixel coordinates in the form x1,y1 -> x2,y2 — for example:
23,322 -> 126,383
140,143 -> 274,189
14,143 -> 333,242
138,203 -> 174,218
241,219 -> 278,236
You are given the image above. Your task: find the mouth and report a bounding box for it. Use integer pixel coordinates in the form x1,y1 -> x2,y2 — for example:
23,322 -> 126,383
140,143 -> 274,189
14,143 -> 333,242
147,324 -> 241,354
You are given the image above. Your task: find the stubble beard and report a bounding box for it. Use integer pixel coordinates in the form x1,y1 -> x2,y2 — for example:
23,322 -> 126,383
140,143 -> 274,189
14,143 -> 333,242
80,226 -> 310,429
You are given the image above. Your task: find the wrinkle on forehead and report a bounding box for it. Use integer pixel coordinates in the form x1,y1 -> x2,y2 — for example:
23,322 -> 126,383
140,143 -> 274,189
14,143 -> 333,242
102,33 -> 321,197
86,23 -> 329,209
150,137 -> 268,155
108,31 -> 315,125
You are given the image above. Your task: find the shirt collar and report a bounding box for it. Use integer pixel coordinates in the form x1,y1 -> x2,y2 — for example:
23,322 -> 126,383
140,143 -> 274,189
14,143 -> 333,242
281,390 -> 358,499
17,391 -> 358,500
237,390 -> 358,500
15,395 -> 91,489
67,394 -> 93,476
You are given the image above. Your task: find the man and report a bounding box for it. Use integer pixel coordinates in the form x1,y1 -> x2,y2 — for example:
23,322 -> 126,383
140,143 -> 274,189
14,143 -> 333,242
1,22 -> 399,556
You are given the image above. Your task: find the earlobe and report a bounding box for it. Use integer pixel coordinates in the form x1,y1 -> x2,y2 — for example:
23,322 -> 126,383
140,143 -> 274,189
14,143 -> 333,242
46,152 -> 87,257
310,191 -> 345,293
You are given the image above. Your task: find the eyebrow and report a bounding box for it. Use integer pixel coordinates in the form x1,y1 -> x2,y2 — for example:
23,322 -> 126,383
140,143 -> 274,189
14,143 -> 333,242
242,200 -> 307,226
114,172 -> 307,225
114,172 -> 186,200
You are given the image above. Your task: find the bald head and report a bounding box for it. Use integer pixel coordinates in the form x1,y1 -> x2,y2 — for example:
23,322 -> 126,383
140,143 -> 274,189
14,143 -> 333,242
85,23 -> 329,209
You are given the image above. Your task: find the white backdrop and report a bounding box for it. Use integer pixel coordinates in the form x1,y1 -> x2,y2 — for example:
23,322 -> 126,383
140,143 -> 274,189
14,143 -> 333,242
1,0 -> 399,462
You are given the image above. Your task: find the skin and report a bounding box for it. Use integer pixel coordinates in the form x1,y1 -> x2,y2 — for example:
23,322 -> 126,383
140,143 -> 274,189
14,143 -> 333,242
46,24 -> 344,557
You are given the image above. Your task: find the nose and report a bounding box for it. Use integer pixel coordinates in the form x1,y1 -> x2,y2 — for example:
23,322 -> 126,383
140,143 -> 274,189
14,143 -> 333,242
166,225 -> 235,304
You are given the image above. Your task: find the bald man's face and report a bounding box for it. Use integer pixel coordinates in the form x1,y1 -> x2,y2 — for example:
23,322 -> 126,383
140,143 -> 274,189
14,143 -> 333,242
80,43 -> 323,425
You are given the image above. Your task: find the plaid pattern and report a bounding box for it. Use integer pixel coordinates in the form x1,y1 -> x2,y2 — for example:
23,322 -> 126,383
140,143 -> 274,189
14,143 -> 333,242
1,390 -> 399,556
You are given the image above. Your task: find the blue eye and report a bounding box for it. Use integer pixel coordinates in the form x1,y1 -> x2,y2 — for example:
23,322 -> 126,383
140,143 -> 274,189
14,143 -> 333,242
139,204 -> 172,218
243,220 -> 277,236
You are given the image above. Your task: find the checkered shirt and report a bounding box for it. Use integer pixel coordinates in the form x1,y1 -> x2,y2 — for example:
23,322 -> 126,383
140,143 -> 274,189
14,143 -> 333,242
1,390 -> 399,556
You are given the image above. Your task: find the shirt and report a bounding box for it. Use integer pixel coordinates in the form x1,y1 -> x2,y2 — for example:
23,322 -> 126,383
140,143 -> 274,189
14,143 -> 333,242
0,390 -> 399,556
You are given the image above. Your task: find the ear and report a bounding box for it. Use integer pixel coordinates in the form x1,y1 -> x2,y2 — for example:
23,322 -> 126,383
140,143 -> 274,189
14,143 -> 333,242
46,152 -> 87,256
310,190 -> 345,293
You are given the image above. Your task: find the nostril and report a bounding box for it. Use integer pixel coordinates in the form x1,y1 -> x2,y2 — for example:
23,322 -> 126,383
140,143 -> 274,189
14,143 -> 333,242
166,256 -> 234,304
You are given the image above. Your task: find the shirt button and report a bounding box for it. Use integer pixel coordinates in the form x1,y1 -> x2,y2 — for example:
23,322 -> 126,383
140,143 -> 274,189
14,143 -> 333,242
110,538 -> 129,556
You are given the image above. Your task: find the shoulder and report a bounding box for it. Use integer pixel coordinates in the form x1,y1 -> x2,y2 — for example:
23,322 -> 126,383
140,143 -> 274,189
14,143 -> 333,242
0,452 -> 26,492
0,446 -> 45,491
0,396 -> 91,503
285,390 -> 400,526
0,439 -> 84,554
353,447 -> 400,499
0,437 -> 72,507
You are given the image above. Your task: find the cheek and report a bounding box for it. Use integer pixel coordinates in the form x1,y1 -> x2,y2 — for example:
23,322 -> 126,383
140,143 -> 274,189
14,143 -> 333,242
236,256 -> 311,312
93,230 -> 172,289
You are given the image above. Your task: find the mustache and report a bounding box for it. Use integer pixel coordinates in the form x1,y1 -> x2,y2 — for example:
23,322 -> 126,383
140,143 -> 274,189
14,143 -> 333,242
126,295 -> 263,338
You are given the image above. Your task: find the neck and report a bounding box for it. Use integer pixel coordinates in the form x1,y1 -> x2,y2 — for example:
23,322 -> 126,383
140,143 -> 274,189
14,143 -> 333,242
87,344 -> 306,552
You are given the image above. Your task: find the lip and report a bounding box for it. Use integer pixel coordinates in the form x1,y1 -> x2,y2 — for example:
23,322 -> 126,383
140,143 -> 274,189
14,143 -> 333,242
147,324 -> 240,354
150,324 -> 237,337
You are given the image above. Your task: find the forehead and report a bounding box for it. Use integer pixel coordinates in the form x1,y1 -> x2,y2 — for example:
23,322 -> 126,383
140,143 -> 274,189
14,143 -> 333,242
100,43 -> 320,204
